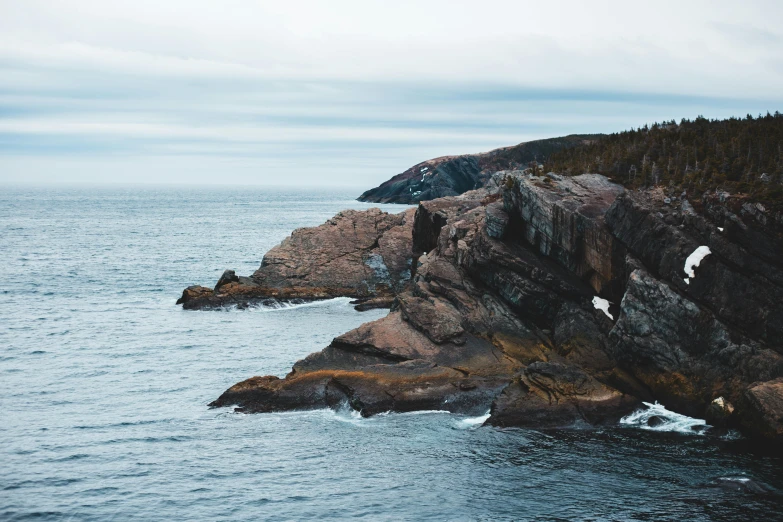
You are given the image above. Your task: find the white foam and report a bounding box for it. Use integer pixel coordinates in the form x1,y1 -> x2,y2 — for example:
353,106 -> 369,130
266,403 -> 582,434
592,296 -> 613,320
249,297 -> 354,313
720,429 -> 743,441
717,476 -> 750,483
684,246 -> 711,279
395,409 -> 452,416
620,401 -> 709,434
457,411 -> 490,428
332,407 -> 454,422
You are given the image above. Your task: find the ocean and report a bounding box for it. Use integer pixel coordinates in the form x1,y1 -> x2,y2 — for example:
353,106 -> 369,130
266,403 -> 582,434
1,185 -> 782,521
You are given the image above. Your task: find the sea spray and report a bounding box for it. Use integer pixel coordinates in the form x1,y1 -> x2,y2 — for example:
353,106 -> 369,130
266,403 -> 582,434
620,402 -> 710,434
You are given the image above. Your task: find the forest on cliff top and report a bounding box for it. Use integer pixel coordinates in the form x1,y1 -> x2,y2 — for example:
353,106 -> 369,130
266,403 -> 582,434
541,112 -> 783,207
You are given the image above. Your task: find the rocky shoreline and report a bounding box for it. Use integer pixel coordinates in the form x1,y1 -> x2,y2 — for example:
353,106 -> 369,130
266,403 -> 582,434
180,171 -> 783,444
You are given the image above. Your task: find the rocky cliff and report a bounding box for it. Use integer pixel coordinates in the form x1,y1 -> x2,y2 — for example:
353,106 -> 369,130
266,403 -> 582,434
357,135 -> 599,204
177,207 -> 416,310
184,172 -> 783,444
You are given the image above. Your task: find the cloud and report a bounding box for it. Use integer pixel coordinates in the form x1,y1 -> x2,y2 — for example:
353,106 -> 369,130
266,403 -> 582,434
0,0 -> 782,185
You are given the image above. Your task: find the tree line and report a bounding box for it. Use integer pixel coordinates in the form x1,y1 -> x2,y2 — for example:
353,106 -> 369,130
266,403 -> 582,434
542,112 -> 783,206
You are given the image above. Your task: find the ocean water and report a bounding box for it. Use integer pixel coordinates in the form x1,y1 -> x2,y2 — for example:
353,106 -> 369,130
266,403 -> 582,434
1,185 -> 783,521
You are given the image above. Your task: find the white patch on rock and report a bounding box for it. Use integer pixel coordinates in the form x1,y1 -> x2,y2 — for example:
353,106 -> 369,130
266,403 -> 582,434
684,246 -> 711,279
592,296 -> 613,320
718,227 -> 724,232
684,278 -> 690,285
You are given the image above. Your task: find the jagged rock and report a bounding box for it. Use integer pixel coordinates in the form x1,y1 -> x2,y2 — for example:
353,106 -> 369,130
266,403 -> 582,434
214,269 -> 239,291
606,191 -> 783,343
209,176 -> 637,427
199,171 -> 783,443
705,396 -> 735,427
210,311 -> 516,416
485,202 -> 509,238
178,207 -> 416,309
502,172 -> 627,298
398,295 -> 464,344
350,297 -> 396,311
412,190 -> 487,255
251,207 -> 414,297
609,269 -> 783,417
176,285 -> 218,307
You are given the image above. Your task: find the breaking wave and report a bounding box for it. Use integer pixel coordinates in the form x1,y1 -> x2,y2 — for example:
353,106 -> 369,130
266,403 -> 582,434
243,297 -> 355,313
620,402 -> 710,434
456,411 -> 491,429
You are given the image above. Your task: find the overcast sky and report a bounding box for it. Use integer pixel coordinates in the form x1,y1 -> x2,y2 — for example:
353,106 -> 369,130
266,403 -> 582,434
1,0 -> 782,187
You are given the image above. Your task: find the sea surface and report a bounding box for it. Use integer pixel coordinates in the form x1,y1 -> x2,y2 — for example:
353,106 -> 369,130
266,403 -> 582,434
1,185 -> 783,521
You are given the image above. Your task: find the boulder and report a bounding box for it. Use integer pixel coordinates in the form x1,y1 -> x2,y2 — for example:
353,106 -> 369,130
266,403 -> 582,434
737,378 -> 783,442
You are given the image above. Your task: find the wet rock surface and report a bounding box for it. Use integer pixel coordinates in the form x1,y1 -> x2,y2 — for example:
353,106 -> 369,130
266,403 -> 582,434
194,171 -> 783,443
487,362 -> 640,428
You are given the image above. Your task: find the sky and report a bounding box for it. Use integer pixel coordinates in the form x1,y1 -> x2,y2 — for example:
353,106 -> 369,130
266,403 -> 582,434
1,0 -> 782,187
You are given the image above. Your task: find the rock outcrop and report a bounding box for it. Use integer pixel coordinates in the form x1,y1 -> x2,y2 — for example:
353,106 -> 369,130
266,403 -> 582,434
488,362 -> 640,428
357,135 -> 600,204
177,208 -> 415,310
197,170 -> 783,444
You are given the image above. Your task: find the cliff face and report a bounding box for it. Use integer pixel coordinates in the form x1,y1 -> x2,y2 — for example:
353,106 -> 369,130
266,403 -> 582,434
187,172 -> 783,444
357,135 -> 599,204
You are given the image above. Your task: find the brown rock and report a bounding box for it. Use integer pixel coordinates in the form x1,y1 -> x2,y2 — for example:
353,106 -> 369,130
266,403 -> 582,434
202,171 -> 783,444
488,362 -> 640,428
738,379 -> 783,442
178,207 -> 415,309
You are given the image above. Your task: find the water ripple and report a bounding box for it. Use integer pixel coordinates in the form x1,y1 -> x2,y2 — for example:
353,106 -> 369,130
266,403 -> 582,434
1,186 -> 781,521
